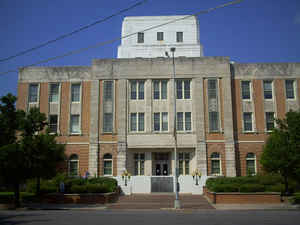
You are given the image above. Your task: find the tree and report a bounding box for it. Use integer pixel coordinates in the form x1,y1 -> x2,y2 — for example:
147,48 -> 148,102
261,110 -> 300,195
0,94 -> 26,208
20,107 -> 65,195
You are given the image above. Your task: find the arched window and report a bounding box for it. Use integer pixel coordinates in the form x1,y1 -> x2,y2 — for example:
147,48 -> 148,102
211,152 -> 221,176
246,153 -> 256,175
103,153 -> 113,176
68,154 -> 79,177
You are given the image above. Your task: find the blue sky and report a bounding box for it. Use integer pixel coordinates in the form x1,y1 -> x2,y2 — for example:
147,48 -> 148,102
0,0 -> 299,97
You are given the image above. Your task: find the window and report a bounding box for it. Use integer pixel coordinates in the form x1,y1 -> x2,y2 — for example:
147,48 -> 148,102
176,80 -> 191,99
209,112 -> 219,132
103,81 -> 113,101
70,114 -> 80,134
176,32 -> 183,42
134,153 -> 145,175
103,153 -> 112,176
179,152 -> 190,175
103,113 -> 113,133
130,80 -> 144,100
130,112 -> 144,132
49,83 -> 59,103
49,115 -> 58,133
68,154 -> 79,177
137,32 -> 144,43
285,80 -> 295,99
211,152 -> 221,175
157,32 -> 163,41
263,80 -> 273,99
243,112 -> 253,132
177,112 -> 192,131
29,84 -> 38,103
153,112 -> 168,132
103,81 -> 114,133
241,81 -> 251,100
71,83 -> 81,102
246,153 -> 256,175
153,80 -> 168,100
266,112 -> 275,131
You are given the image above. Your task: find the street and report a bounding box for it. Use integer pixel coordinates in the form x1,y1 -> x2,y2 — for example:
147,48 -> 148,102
1,210 -> 299,225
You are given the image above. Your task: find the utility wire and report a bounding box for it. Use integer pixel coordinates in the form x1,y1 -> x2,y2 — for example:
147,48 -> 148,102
0,0 -> 243,76
0,0 -> 148,63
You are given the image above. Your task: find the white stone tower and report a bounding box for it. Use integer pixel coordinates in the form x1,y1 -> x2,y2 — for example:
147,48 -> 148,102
117,15 -> 204,58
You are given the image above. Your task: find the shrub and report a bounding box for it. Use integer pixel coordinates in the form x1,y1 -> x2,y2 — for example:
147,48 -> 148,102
257,174 -> 282,186
88,177 -> 117,192
0,192 -> 14,203
291,193 -> 300,204
265,184 -> 284,193
240,184 -> 265,193
70,185 -> 87,194
26,179 -> 57,194
86,184 -> 110,193
212,184 -> 239,192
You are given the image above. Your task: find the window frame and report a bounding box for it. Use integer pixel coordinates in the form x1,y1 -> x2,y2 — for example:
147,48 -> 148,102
49,83 -> 60,103
102,80 -> 114,133
265,112 -> 275,132
263,80 -> 273,100
246,153 -> 256,176
176,31 -> 183,42
243,112 -> 253,132
176,112 -> 192,132
285,80 -> 296,100
157,32 -> 164,41
176,79 -> 191,100
130,112 -> 145,132
134,153 -> 145,176
28,83 -> 39,104
130,80 -> 145,100
211,152 -> 221,176
241,80 -> 251,100
153,80 -> 168,100
70,114 -> 80,134
137,32 -> 144,43
49,114 -> 58,134
178,152 -> 190,175
103,153 -> 113,176
153,112 -> 168,132
71,83 -> 81,103
68,154 -> 79,177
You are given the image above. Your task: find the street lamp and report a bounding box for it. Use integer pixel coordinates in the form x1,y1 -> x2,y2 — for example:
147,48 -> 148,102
166,47 -> 180,209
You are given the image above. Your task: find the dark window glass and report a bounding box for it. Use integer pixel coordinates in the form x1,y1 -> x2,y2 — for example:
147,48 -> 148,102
154,113 -> 160,131
137,32 -> 144,43
243,112 -> 252,131
176,32 -> 183,42
209,111 -> 219,132
153,80 -> 160,99
157,32 -> 163,41
103,81 -> 113,100
184,80 -> 191,99
29,84 -> 38,103
266,112 -> 274,131
49,115 -> 58,133
241,81 -> 251,100
185,112 -> 191,131
177,112 -> 184,131
71,84 -> 81,102
131,81 -> 137,100
285,80 -> 295,99
176,80 -> 183,99
49,83 -> 59,102
263,80 -> 273,99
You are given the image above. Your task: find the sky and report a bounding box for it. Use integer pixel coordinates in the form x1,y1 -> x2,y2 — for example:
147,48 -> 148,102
0,0 -> 300,97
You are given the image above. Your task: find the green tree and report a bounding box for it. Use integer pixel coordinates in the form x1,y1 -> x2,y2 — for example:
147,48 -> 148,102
0,94 -> 26,208
261,110 -> 300,195
20,107 -> 65,195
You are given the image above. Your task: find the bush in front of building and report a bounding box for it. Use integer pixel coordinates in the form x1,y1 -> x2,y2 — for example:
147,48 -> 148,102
239,184 -> 265,193
212,184 -> 240,192
291,193 -> 300,204
70,184 -> 112,194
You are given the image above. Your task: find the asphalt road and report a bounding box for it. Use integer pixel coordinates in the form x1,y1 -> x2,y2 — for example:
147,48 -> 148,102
1,210 -> 300,225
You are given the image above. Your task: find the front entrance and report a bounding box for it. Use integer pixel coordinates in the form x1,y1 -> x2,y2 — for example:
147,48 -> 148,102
153,152 -> 170,176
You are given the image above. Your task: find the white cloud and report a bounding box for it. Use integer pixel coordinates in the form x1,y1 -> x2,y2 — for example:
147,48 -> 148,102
295,12 -> 300,24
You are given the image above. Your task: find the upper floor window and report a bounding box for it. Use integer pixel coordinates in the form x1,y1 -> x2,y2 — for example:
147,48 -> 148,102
285,80 -> 295,99
70,114 -> 80,134
130,80 -> 144,100
209,111 -> 219,132
157,32 -> 163,41
179,152 -> 190,175
103,81 -> 113,101
177,112 -> 192,131
49,83 -> 59,103
246,153 -> 256,176
153,80 -> 167,100
28,84 -> 38,103
49,114 -> 58,133
130,112 -> 144,132
137,32 -> 144,43
263,80 -> 273,99
176,32 -> 183,42
134,153 -> 145,175
265,112 -> 275,131
241,81 -> 251,100
103,113 -> 113,133
176,80 -> 191,99
243,112 -> 253,132
71,83 -> 81,102
153,112 -> 168,132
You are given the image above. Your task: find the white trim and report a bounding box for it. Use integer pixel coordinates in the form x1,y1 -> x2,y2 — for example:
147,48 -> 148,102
65,142 -> 89,145
205,140 -> 225,143
237,140 -> 265,143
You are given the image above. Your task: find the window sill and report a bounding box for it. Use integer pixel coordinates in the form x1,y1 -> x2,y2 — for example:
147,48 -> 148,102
242,131 -> 256,134
69,133 -> 82,136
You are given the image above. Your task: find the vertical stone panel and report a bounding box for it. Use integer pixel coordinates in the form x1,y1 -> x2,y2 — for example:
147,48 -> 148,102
60,82 -> 70,136
16,83 -> 28,111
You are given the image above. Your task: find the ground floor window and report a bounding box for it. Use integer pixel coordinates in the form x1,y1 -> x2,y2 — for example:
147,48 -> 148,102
179,152 -> 190,175
103,153 -> 113,176
134,153 -> 145,175
68,154 -> 79,177
211,152 -> 221,175
246,152 -> 256,175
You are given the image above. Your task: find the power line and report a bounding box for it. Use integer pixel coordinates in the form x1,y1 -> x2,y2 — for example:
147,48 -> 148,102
0,0 -> 148,63
0,0 -> 243,76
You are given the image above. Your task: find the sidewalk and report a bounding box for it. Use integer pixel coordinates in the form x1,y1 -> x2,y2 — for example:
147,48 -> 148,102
213,203 -> 300,210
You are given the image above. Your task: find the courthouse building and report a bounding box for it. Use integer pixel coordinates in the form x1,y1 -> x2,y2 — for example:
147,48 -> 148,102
16,15 -> 300,192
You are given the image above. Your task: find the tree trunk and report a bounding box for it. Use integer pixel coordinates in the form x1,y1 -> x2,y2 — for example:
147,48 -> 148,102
36,176 -> 40,196
13,182 -> 20,208
284,175 -> 289,196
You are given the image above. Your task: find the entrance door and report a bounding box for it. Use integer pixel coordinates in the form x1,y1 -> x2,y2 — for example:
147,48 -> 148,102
153,153 -> 170,176
163,164 -> 168,175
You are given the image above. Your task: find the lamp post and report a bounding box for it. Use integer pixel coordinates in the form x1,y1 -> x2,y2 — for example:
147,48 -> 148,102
166,47 -> 180,209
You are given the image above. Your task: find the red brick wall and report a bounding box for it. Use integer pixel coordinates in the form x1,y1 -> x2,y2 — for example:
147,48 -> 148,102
98,143 -> 118,176
65,144 -> 89,177
207,143 -> 226,176
16,83 -> 28,111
